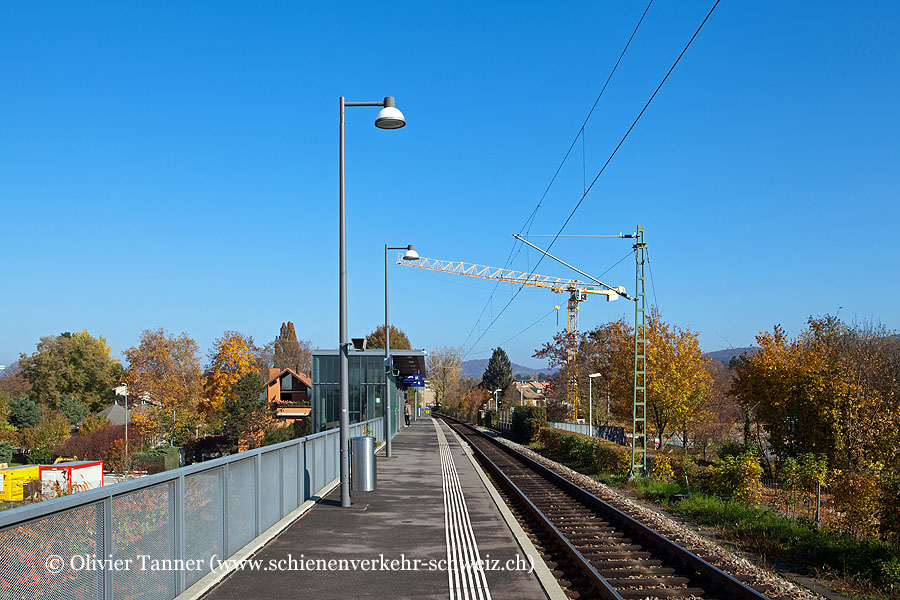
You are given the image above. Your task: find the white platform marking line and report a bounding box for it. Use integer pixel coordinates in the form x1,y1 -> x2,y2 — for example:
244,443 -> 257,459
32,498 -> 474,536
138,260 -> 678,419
434,420 -> 492,600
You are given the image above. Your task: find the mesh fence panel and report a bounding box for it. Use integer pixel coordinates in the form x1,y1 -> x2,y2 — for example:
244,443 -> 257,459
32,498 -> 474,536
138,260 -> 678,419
260,451 -> 281,531
325,434 -> 336,483
184,468 -> 223,587
0,502 -> 103,600
112,482 -> 175,600
311,438 -> 324,493
226,459 -> 256,556
282,446 -> 298,515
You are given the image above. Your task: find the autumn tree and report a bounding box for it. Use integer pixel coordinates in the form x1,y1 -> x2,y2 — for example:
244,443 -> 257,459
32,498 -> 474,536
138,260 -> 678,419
366,325 -> 411,350
534,319 -> 632,422
0,363 -> 30,400
19,331 -> 123,412
20,411 -> 70,455
643,308 -> 712,450
123,328 -> 203,444
427,346 -> 463,407
202,332 -> 259,415
270,322 -> 313,374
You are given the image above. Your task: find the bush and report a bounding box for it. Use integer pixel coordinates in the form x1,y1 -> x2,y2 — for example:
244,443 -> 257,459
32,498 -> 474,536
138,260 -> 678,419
134,444 -> 179,473
535,426 -> 631,476
29,447 -> 57,464
57,424 -> 125,461
830,469 -> 882,539
510,406 -> 546,444
595,441 -> 631,476
649,454 -> 674,482
710,451 -> 763,502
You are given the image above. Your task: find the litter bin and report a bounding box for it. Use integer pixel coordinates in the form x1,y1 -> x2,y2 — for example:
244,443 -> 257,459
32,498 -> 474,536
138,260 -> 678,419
350,436 -> 376,492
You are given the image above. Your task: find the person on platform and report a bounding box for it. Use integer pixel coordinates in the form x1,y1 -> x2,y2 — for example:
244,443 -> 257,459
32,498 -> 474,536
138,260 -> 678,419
404,402 -> 411,427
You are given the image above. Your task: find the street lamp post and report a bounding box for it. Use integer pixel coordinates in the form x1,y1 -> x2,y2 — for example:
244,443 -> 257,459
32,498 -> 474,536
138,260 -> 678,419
385,244 -> 419,458
339,96 -> 406,508
588,373 -> 602,437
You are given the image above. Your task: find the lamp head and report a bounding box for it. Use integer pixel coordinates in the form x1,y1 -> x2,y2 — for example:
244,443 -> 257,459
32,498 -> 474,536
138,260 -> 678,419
375,96 -> 406,129
402,245 -> 419,260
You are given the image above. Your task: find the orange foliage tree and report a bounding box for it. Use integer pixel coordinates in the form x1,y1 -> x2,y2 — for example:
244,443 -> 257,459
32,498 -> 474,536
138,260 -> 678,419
123,328 -> 204,446
202,332 -> 259,415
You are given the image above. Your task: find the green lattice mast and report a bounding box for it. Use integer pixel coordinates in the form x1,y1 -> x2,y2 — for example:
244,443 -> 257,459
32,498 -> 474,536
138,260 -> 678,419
630,225 -> 647,477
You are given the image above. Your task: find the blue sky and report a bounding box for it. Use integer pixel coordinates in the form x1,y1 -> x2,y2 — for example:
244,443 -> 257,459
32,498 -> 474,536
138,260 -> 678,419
1,1 -> 898,369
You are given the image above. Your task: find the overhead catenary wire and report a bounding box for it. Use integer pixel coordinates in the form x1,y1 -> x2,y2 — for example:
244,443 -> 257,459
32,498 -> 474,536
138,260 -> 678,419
468,307 -> 558,356
461,0 -> 720,357
459,0 -> 655,354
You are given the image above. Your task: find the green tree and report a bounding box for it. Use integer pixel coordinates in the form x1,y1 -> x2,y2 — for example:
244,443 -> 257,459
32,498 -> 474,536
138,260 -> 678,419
221,373 -> 269,451
482,348 -> 514,400
19,330 -> 124,412
366,325 -> 411,350
9,397 -> 41,429
59,394 -> 88,426
0,441 -> 13,463
271,322 -> 312,374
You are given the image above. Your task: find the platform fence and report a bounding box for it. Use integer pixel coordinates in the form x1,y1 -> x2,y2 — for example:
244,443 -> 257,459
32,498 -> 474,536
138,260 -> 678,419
0,417 -> 385,600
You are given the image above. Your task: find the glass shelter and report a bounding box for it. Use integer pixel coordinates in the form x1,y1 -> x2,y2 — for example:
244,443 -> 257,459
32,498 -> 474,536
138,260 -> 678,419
311,348 -> 427,436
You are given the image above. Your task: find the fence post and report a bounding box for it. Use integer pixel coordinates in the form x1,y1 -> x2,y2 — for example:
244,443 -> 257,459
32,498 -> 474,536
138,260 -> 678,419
174,474 -> 186,594
223,463 -> 230,556
254,453 -> 262,536
815,481 -> 821,523
103,496 -> 113,600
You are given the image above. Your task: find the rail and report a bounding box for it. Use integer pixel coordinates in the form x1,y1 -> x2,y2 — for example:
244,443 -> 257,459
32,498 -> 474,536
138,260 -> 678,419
440,414 -> 769,600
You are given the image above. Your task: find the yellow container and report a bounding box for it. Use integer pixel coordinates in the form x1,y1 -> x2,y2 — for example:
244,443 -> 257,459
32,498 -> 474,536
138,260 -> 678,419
0,465 -> 40,501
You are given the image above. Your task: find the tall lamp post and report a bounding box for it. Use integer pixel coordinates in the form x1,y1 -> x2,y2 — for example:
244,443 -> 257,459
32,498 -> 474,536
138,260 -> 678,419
339,96 -> 406,508
492,388 -> 502,412
588,373 -> 602,436
385,244 -> 419,458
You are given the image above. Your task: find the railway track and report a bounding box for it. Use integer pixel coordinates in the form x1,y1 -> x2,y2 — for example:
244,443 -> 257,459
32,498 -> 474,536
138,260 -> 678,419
440,416 -> 781,600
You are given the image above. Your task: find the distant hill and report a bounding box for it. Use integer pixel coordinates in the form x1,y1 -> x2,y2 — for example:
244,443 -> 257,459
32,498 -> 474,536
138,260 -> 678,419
462,359 -> 555,379
704,347 -> 758,366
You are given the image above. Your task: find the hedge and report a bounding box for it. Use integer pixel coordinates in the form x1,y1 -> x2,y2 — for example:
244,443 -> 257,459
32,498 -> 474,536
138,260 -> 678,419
510,406 -> 546,444
134,444 -> 180,473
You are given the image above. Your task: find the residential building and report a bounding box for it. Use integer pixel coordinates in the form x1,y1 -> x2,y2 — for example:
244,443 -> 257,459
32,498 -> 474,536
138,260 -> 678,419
264,368 -> 312,426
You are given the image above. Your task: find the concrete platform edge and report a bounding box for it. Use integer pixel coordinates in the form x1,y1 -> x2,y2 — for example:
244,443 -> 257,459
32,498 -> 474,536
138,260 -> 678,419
445,423 -> 566,600
177,477 -> 341,600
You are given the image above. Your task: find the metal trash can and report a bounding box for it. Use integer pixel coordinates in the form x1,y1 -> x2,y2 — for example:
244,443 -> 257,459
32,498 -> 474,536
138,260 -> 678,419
350,436 -> 377,492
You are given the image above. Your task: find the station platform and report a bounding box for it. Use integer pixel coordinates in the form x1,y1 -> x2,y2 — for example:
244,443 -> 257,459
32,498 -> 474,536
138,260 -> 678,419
200,416 -> 550,600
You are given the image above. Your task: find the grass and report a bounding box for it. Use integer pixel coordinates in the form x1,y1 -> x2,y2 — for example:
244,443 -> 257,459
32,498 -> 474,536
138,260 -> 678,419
664,493 -> 900,598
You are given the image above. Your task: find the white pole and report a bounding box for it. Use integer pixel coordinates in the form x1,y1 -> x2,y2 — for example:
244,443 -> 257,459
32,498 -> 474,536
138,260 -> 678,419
588,377 -> 592,436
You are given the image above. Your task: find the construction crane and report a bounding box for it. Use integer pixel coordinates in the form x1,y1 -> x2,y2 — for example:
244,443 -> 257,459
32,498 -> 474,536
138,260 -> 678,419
396,255 -> 625,413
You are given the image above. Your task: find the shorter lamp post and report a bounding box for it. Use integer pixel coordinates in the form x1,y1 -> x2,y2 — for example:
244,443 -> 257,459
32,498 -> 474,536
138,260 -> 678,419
588,373 -> 602,436
384,244 -> 419,458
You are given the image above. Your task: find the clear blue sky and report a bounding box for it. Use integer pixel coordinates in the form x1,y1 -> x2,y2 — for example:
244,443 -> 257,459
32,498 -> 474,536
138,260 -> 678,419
2,1 -> 898,370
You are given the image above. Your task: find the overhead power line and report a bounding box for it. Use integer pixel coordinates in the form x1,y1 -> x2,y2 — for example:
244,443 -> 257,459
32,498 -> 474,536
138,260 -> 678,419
461,0 -> 721,357
460,0 -> 656,355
